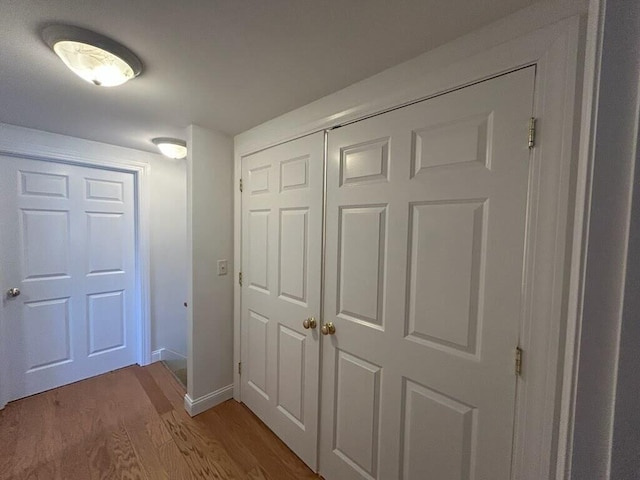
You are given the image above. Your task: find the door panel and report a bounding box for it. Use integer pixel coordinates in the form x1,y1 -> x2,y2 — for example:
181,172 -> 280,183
86,212 -> 125,273
22,209 -> 71,279
23,297 -> 72,371
241,132 -> 324,469
334,350 -> 382,478
248,210 -> 270,292
0,156 -> 137,401
247,309 -> 269,397
279,208 -> 308,303
338,206 -> 387,327
407,200 -> 485,353
277,324 -> 306,424
87,290 -> 125,355
401,379 -> 475,480
321,67 -> 536,480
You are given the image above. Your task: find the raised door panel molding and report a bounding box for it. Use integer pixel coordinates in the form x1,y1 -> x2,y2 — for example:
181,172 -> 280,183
405,200 -> 486,356
279,208 -> 308,305
24,297 -> 71,371
85,178 -> 124,202
86,212 -> 125,275
280,155 -> 309,191
247,310 -> 269,399
401,379 -> 476,480
277,324 -> 306,428
249,210 -> 270,293
20,171 -> 69,198
411,112 -> 492,176
337,205 -> 387,329
22,209 -> 70,280
249,165 -> 270,195
334,350 -> 381,479
340,138 -> 390,186
87,290 -> 126,356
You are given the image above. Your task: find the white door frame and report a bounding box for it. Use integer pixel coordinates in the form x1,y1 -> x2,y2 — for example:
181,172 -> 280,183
0,124 -> 152,409
234,3 -> 593,478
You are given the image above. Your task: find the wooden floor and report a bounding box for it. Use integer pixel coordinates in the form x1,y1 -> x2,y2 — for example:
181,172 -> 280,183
0,363 -> 319,480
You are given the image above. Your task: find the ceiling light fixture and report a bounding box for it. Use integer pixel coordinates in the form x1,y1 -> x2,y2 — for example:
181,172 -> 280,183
42,25 -> 143,87
152,138 -> 188,159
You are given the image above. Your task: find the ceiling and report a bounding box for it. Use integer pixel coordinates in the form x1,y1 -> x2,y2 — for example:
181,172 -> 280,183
0,0 -> 536,153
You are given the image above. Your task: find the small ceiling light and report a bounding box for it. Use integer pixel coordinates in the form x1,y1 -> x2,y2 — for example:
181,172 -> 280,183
42,25 -> 143,87
152,138 -> 188,159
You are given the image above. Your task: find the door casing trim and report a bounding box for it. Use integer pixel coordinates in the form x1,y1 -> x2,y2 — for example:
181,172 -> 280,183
234,4 -> 592,479
0,123 -> 153,408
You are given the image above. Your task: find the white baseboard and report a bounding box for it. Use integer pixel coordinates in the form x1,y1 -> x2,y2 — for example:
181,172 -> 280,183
151,348 -> 187,364
184,384 -> 234,417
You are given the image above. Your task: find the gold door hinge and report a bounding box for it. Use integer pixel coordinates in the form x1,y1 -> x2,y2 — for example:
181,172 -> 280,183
528,117 -> 536,149
239,272 -> 243,286
238,362 -> 242,375
239,178 -> 243,192
515,346 -> 523,376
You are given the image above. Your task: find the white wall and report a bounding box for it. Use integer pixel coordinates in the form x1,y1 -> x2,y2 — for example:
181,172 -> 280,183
186,125 -> 234,406
150,158 -> 188,357
570,0 -> 640,478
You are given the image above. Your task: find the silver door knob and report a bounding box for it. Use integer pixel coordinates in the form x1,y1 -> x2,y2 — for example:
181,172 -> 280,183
7,288 -> 20,298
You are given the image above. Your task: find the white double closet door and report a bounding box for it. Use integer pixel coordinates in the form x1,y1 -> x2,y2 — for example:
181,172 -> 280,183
241,133 -> 324,466
0,157 -> 137,403
241,66 -> 535,479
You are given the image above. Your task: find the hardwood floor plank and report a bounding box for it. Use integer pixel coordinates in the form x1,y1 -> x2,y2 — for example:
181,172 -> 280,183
197,407 -> 263,476
132,365 -> 174,415
124,418 -> 171,480
0,401 -> 23,479
3,393 -> 64,480
201,403 -> 301,480
47,384 -> 94,479
145,416 -> 173,448
214,401 -> 320,480
161,409 -> 244,479
91,370 -> 161,480
86,429 -> 117,480
0,365 -> 318,480
147,362 -> 187,410
247,465 -> 272,480
110,425 -> 150,480
157,439 -> 199,480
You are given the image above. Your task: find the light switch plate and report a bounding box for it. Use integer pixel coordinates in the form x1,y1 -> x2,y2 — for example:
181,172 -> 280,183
217,259 -> 228,276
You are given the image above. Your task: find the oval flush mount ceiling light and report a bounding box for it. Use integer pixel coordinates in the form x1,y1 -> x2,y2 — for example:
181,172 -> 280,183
152,138 -> 188,159
42,25 -> 143,87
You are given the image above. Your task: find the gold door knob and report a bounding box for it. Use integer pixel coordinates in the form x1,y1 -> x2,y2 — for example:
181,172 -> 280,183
303,317 -> 317,329
321,322 -> 336,335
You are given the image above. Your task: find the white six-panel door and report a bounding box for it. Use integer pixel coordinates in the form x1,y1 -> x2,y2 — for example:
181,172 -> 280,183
0,156 -> 137,402
320,67 -> 535,480
240,132 -> 324,469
